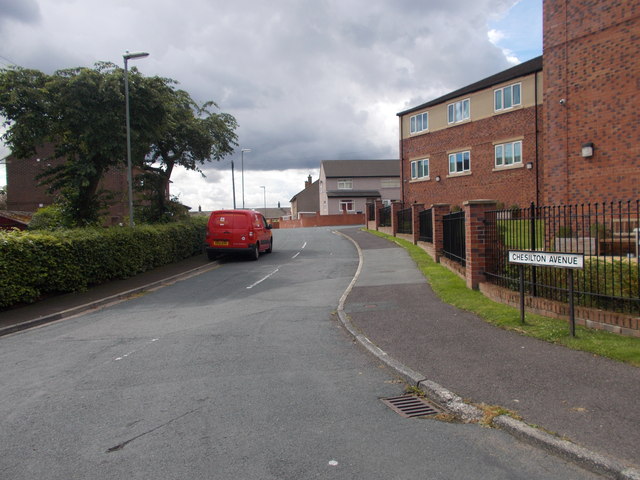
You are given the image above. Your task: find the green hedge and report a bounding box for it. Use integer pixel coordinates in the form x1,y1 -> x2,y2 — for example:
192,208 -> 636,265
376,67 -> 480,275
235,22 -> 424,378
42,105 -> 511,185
0,217 -> 207,309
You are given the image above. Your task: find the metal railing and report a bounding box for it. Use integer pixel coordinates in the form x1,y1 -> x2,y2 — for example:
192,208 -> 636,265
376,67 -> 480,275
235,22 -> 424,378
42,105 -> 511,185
443,211 -> 466,266
419,208 -> 433,243
485,201 -> 640,315
379,206 -> 391,227
367,203 -> 375,222
397,208 -> 412,234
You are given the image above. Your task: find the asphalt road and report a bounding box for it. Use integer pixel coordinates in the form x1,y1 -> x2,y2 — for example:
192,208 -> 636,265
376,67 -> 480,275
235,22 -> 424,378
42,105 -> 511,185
0,227 -> 598,479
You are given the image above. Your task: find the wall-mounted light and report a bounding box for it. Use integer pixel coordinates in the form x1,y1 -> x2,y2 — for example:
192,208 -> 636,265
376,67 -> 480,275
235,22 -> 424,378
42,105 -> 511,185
581,142 -> 594,158
435,176 -> 441,182
526,162 -> 534,170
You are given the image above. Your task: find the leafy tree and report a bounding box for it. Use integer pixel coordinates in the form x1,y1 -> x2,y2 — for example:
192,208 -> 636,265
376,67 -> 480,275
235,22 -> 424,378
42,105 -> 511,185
138,88 -> 238,223
0,63 -> 237,226
0,185 -> 6,210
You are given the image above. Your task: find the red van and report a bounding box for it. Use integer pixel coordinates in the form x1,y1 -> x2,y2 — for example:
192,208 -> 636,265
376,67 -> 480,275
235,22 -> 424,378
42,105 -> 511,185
205,209 -> 273,260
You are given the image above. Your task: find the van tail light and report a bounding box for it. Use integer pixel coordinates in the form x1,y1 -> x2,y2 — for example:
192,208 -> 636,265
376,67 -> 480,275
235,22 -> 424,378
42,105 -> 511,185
249,231 -> 254,237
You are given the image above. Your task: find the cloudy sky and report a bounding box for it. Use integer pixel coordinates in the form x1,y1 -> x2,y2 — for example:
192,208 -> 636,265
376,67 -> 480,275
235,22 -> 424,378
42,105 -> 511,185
0,0 -> 541,211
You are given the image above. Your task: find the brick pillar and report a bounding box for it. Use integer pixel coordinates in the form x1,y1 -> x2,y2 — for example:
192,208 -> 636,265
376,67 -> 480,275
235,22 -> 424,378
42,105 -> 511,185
464,200 -> 497,290
431,203 -> 450,262
411,203 -> 425,244
391,201 -> 402,236
374,199 -> 383,230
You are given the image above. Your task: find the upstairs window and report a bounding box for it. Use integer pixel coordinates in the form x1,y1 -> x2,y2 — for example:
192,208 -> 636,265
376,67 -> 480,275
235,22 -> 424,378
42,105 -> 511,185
410,112 -> 429,134
495,141 -> 522,167
410,159 -> 429,179
448,151 -> 470,174
447,99 -> 470,124
337,178 -> 353,190
495,83 -> 521,111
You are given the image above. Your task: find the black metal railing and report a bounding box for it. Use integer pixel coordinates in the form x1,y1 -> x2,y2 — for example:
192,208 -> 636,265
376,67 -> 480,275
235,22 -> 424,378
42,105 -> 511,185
443,210 -> 466,266
397,208 -> 412,234
419,208 -> 433,243
367,203 -> 375,222
379,206 -> 391,227
485,201 -> 640,315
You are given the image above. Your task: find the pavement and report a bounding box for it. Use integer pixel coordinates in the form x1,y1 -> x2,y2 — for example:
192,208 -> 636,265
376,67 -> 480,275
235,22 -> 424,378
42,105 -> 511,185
1,227 -> 639,479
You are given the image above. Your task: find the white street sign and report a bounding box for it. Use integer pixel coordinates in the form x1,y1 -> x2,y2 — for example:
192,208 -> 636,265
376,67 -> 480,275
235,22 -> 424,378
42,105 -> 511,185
508,250 -> 584,269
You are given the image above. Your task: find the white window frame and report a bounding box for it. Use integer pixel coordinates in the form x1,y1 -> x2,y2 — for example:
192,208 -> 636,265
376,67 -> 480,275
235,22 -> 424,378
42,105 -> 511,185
494,83 -> 522,112
448,151 -> 471,174
410,112 -> 429,134
337,178 -> 353,190
495,140 -> 523,167
410,158 -> 430,180
339,199 -> 355,213
447,99 -> 470,124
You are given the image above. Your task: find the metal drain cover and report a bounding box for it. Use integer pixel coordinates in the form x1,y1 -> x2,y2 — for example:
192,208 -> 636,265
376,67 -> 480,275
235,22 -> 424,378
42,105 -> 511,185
381,395 -> 441,418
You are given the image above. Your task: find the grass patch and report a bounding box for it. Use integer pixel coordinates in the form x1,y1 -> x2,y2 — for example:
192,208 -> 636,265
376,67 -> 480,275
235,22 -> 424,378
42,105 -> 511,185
365,230 -> 640,367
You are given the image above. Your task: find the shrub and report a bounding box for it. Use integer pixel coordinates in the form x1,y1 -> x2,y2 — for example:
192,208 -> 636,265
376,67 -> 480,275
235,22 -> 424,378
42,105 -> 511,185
0,217 -> 207,309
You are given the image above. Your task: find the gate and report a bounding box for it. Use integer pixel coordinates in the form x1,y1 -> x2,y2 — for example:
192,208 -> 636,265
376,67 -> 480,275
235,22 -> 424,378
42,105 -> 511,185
443,211 -> 466,266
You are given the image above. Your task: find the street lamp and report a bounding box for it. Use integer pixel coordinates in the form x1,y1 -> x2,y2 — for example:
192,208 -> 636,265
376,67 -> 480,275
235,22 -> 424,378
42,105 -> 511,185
241,148 -> 251,209
123,50 -> 149,227
260,185 -> 266,216
231,159 -> 236,209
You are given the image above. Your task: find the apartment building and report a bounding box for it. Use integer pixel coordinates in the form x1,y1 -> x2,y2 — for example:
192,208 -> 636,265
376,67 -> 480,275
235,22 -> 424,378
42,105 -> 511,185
398,56 -> 543,209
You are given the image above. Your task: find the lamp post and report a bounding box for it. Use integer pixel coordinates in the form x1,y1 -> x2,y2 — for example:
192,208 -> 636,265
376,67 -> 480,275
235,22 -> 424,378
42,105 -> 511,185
241,148 -> 251,209
260,185 -> 266,216
123,50 -> 149,227
231,159 -> 236,209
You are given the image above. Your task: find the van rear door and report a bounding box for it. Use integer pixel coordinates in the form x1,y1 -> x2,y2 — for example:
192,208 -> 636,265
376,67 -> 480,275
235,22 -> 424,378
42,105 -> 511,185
210,212 -> 250,247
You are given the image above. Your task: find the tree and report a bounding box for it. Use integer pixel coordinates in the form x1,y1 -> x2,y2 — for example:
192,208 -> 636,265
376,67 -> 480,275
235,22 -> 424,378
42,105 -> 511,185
138,87 -> 238,222
0,185 -> 6,210
0,63 -> 237,226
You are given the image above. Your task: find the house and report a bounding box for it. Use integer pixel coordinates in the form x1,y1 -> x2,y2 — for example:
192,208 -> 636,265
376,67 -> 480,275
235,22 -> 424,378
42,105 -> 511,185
542,0 -> 639,204
319,160 -> 400,215
397,56 -> 543,210
289,175 -> 320,218
0,211 -> 32,230
5,144 -> 146,225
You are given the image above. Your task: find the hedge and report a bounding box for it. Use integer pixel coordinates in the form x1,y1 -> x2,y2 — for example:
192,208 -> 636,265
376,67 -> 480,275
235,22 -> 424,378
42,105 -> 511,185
0,217 -> 208,309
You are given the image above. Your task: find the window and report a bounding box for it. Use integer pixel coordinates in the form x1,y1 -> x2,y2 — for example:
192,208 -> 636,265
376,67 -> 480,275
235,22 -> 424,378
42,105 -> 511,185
448,151 -> 470,174
339,200 -> 354,212
410,112 -> 429,134
337,179 -> 353,190
447,99 -> 470,124
410,159 -> 429,179
495,140 -> 522,167
380,178 -> 400,188
494,83 -> 521,111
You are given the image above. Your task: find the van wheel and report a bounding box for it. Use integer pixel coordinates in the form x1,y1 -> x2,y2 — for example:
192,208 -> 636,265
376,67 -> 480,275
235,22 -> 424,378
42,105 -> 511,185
266,238 -> 273,253
251,244 -> 260,260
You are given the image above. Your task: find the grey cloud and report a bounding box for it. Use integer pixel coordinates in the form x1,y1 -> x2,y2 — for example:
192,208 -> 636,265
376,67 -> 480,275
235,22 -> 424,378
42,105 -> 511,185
0,0 -> 40,24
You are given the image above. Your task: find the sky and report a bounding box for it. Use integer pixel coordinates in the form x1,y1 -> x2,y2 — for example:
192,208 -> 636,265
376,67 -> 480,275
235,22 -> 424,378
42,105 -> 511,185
0,0 -> 542,212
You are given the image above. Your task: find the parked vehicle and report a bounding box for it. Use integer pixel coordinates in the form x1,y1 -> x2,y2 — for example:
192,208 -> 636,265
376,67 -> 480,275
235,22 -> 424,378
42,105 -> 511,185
205,209 -> 273,260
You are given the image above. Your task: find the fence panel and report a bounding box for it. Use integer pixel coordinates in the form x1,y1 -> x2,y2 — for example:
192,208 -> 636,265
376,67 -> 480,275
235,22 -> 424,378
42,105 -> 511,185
485,201 -> 640,315
443,211 -> 466,266
397,208 -> 412,234
419,208 -> 433,243
379,206 -> 391,227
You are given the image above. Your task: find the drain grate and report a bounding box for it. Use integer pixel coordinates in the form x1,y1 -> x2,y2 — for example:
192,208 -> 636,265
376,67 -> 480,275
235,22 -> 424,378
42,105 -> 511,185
381,395 -> 441,418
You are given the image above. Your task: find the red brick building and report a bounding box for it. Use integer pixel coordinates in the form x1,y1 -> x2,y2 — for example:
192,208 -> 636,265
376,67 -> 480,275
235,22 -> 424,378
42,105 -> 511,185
542,0 -> 640,204
6,144 -> 129,225
398,57 -> 543,209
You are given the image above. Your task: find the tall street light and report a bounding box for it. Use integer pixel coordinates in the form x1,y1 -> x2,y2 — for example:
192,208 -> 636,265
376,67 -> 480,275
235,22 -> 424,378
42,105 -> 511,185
241,148 -> 251,209
260,185 -> 266,217
231,159 -> 236,209
123,50 -> 149,227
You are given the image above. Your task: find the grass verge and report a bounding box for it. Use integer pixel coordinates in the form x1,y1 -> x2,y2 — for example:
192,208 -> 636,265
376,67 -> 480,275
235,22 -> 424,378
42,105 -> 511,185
366,230 -> 640,367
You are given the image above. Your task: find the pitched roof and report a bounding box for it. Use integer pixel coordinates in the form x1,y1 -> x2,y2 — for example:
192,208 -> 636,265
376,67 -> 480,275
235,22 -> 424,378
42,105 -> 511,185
397,55 -> 543,116
321,159 -> 399,178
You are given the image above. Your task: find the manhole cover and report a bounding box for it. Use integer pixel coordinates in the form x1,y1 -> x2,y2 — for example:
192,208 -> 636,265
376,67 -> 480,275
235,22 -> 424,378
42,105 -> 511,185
381,395 -> 441,418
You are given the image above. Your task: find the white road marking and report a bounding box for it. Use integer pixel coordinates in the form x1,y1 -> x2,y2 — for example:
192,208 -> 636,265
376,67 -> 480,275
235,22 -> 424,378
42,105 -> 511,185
301,242 -> 307,249
246,268 -> 280,289
114,338 -> 160,362
292,252 -> 300,259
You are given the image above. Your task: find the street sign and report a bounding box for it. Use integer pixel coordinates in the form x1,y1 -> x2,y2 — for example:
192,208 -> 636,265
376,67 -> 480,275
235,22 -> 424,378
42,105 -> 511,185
507,250 -> 584,337
508,250 -> 584,269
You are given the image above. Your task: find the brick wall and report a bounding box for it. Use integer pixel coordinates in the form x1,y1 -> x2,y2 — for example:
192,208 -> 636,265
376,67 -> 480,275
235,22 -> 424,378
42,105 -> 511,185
402,106 -> 542,209
543,0 -> 640,204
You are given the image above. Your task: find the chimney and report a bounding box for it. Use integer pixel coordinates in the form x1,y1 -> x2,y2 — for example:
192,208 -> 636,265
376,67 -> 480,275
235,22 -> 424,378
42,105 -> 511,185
305,175 -> 312,189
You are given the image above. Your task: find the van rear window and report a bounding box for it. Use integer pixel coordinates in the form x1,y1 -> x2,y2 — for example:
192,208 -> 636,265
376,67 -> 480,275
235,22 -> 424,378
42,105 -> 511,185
212,213 -> 249,228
